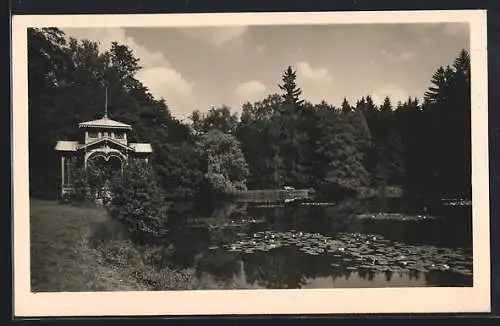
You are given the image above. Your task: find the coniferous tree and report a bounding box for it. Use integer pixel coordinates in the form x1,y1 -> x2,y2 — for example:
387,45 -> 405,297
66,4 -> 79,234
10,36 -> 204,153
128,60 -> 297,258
420,50 -> 471,199
278,66 -> 304,107
277,66 -> 307,187
380,96 -> 392,113
341,97 -> 352,114
28,27 -> 472,203
365,95 -> 377,113
355,97 -> 366,112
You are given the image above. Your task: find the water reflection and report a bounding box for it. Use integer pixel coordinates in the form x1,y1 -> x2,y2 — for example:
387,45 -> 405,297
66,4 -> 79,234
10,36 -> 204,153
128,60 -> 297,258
164,197 -> 472,289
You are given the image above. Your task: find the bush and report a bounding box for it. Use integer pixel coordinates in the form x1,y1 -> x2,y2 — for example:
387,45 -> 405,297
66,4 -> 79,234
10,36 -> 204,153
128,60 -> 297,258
196,129 -> 249,196
69,165 -> 94,202
64,159 -> 118,203
108,159 -> 170,243
90,217 -> 196,290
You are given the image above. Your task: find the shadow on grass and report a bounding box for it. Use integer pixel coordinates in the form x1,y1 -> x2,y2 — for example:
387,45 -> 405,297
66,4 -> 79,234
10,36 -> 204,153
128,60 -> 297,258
88,208 -> 199,291
30,199 -> 197,292
30,200 -> 145,292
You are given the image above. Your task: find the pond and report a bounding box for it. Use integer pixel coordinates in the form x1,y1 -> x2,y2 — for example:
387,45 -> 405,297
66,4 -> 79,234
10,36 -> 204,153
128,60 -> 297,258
163,196 -> 473,289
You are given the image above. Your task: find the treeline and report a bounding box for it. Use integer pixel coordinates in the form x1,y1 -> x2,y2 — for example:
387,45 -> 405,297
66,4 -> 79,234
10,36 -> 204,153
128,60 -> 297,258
28,28 -> 471,201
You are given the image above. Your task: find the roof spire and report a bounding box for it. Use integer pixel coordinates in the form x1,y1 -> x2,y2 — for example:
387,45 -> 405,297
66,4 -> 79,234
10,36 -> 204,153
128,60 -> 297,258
104,87 -> 108,118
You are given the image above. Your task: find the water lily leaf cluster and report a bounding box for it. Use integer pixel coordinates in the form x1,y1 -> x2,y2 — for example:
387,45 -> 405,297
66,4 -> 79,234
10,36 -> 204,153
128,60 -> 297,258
190,216 -> 266,230
354,213 -> 437,221
218,231 -> 472,276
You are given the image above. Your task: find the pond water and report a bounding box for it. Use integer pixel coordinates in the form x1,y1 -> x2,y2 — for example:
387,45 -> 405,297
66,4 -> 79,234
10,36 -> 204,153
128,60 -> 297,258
164,197 -> 473,289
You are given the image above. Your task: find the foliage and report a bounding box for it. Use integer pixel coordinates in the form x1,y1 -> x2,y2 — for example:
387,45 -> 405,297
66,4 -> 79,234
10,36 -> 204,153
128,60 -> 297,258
196,129 -> 249,196
28,27 -> 199,199
279,65 -> 304,107
191,106 -> 239,135
108,159 -> 170,243
28,27 -> 471,202
419,49 -> 471,198
311,113 -> 370,198
62,157 -> 122,203
236,94 -> 285,188
341,97 -> 352,114
66,165 -> 92,202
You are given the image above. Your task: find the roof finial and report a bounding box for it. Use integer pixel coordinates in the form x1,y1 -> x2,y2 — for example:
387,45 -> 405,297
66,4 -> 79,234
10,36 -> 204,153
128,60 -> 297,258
104,87 -> 108,118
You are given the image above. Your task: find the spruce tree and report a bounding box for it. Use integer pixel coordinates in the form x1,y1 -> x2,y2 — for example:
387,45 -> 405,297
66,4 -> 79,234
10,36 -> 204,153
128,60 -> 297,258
278,65 -> 304,106
380,96 -> 392,113
341,97 -> 352,114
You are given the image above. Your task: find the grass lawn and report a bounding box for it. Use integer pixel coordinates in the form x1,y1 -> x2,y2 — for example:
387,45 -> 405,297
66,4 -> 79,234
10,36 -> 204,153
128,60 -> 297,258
30,199 -> 145,292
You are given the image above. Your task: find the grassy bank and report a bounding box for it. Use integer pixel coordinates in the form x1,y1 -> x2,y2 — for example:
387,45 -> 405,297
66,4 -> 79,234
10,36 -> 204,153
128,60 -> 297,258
30,199 -> 196,292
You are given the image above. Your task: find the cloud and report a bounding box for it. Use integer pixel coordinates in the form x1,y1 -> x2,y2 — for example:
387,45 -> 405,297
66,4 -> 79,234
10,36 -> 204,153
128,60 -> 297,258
179,26 -> 248,47
297,61 -> 333,86
137,67 -> 194,102
234,80 -> 267,101
382,49 -> 414,62
63,28 -> 166,67
292,61 -> 334,104
399,51 -> 413,61
371,85 -> 409,106
61,27 -> 194,120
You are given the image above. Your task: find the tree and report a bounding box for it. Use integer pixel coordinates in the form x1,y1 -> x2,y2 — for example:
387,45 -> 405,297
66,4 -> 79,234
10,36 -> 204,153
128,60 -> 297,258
424,65 -> 455,105
190,106 -> 239,135
108,159 -> 170,243
345,109 -> 372,159
313,117 -> 369,198
236,95 -> 285,188
196,129 -> 249,196
28,28 -> 74,199
276,66 -> 308,186
341,97 -> 352,114
278,66 -> 303,106
394,97 -> 425,194
355,97 -> 366,112
365,95 -> 377,113
29,27 -> 471,203
380,96 -> 392,113
107,42 -> 141,83
411,50 -> 471,199
454,49 -> 470,84
28,28 -> 202,199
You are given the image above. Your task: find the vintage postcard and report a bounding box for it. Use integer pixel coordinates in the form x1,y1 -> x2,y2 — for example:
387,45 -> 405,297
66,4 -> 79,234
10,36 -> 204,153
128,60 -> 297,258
12,10 -> 489,316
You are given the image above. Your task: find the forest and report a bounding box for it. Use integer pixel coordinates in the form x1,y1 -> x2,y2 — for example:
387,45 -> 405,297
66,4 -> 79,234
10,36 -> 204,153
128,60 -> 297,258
28,27 -> 472,203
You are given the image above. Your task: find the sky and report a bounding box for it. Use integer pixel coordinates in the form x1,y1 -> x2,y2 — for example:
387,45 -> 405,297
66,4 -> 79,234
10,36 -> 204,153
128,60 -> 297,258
62,23 -> 469,121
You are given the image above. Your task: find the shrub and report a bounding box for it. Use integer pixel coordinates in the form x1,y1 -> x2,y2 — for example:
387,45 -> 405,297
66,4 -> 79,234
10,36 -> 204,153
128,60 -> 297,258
196,129 -> 249,196
64,158 -> 119,203
69,165 -> 93,202
108,159 -> 169,243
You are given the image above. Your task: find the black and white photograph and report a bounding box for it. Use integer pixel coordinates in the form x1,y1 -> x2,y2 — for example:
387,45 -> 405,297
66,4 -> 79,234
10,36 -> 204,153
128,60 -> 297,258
12,10 -> 490,316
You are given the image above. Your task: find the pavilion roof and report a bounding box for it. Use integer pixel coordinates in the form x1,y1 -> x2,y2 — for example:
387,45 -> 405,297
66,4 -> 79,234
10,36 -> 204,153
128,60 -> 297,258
129,143 -> 153,153
78,115 -> 132,130
55,140 -> 79,151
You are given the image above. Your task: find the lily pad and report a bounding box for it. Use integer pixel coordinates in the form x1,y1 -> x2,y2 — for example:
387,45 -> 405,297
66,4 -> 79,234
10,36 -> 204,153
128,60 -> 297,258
221,230 -> 472,277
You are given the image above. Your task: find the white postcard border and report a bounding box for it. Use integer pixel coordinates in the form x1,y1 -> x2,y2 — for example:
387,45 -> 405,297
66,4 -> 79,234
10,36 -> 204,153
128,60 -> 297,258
12,10 -> 490,316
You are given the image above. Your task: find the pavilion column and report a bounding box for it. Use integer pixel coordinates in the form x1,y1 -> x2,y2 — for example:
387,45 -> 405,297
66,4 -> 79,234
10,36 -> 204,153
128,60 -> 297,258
61,156 -> 65,196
